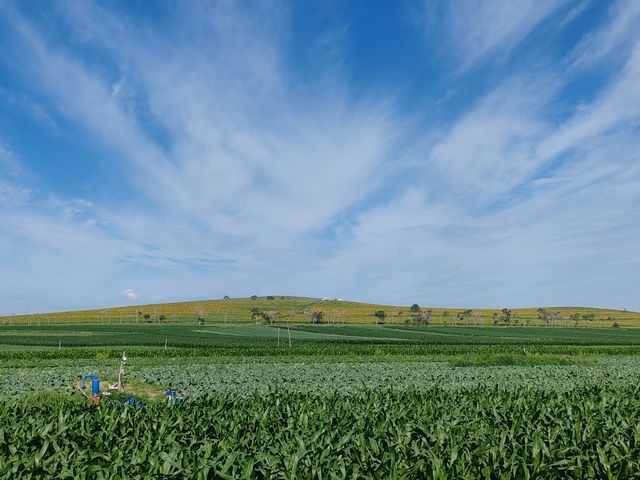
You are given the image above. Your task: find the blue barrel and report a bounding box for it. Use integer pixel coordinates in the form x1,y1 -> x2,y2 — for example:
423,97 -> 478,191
91,377 -> 100,396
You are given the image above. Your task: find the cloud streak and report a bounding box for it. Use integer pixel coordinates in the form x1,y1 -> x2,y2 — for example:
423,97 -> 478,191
421,0 -> 568,72
0,0 -> 638,313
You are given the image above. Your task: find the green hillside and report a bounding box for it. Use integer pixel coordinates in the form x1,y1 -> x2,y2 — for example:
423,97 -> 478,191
3,296 -> 639,327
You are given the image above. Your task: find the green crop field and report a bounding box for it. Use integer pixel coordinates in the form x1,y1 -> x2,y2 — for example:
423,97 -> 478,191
4,320 -> 640,477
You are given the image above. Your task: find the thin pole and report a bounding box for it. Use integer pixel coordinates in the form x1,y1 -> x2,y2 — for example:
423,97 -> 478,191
164,337 -> 168,350
287,325 -> 291,348
277,327 -> 280,347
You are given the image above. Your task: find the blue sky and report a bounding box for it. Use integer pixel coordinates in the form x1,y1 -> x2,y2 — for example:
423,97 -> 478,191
1,0 -> 639,314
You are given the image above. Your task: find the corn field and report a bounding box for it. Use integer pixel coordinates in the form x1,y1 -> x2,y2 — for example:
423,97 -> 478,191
2,385 -> 640,478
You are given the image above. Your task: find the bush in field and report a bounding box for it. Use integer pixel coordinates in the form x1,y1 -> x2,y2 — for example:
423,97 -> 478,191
410,304 -> 420,313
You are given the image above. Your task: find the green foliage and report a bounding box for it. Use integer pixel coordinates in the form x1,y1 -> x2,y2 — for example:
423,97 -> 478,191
3,386 -> 640,477
4,321 -> 640,477
410,304 -> 420,312
250,307 -> 263,322
449,353 -> 597,368
311,311 -> 324,324
373,310 -> 386,324
4,324 -> 640,355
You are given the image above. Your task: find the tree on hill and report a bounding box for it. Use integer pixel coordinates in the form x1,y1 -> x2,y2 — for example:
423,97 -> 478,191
470,311 -> 482,326
250,295 -> 258,300
458,310 -> 472,324
609,314 -> 619,327
373,310 -> 386,324
266,296 -> 274,300
419,309 -> 433,326
194,305 -> 207,325
537,308 -> 550,326
410,304 -> 420,313
251,307 -> 263,323
500,308 -> 512,326
311,311 -> 324,324
582,313 -> 596,325
223,295 -> 230,299
264,311 -> 278,325
569,312 -> 581,326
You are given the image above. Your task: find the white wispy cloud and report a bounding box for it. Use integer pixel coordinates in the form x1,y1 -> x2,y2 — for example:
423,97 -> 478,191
542,42 -> 640,160
0,1 -> 638,313
0,142 -> 23,177
422,0 -> 567,71
121,289 -> 138,300
0,1 -> 404,311
570,0 -> 640,69
429,76 -> 557,203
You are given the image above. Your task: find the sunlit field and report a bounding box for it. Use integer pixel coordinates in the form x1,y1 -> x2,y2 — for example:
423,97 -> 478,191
3,321 -> 640,477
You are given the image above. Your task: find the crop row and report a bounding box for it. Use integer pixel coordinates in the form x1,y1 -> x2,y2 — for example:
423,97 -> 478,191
126,356 -> 640,397
4,324 -> 640,350
3,385 -> 640,478
4,357 -> 640,399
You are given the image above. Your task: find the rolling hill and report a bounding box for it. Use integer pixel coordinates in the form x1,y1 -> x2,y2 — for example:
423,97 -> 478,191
2,296 -> 639,327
